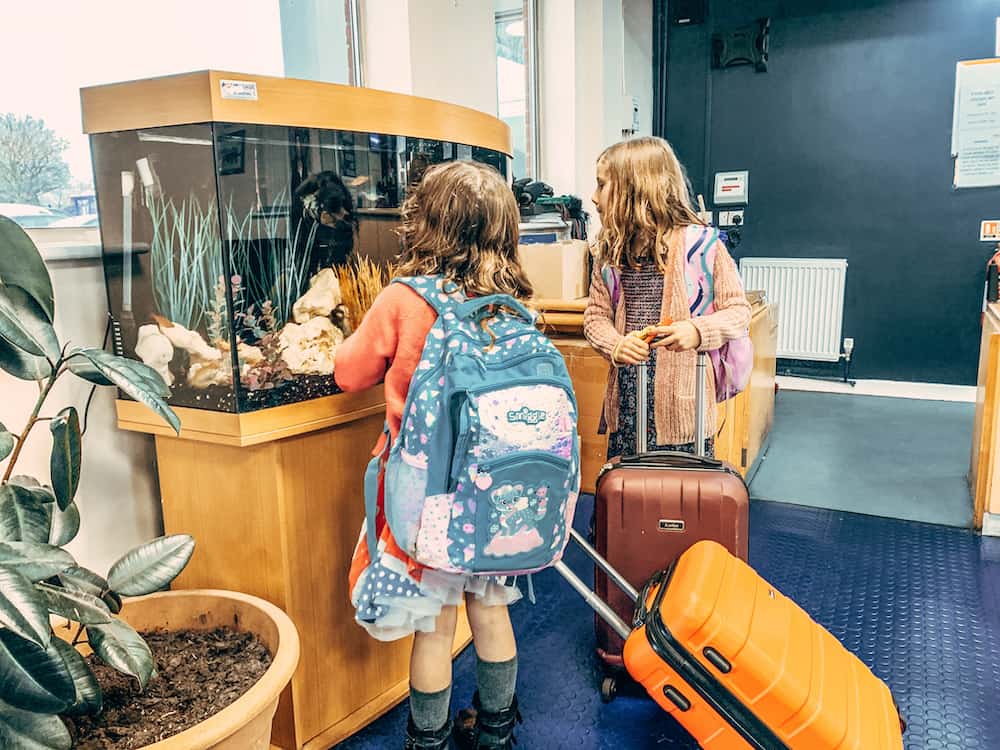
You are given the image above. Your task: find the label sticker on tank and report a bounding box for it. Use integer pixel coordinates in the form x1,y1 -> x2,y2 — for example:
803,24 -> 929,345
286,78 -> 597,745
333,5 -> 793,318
220,80 -> 258,101
659,519 -> 685,532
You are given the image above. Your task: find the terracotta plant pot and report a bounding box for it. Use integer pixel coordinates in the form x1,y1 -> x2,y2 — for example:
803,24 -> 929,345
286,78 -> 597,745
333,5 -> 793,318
114,589 -> 300,750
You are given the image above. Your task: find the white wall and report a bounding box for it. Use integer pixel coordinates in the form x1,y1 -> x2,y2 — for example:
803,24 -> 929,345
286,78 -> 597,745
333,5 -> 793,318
624,0 -> 654,138
0,246 -> 162,576
409,0 -> 498,115
361,0 -> 498,116
361,0 -> 414,96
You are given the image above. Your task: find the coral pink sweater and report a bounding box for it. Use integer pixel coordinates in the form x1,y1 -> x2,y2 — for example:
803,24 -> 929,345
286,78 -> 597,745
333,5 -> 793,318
334,283 -> 436,455
584,225 -> 751,445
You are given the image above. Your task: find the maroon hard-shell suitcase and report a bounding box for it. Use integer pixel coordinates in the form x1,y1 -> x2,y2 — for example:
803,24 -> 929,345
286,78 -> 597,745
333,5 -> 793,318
593,353 -> 750,700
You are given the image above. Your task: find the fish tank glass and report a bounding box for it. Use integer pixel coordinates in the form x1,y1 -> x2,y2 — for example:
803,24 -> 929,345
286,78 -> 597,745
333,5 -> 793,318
92,123 -> 508,413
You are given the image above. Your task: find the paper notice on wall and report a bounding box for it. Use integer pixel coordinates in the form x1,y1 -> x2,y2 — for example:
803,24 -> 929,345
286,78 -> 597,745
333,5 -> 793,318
952,59 -> 1000,189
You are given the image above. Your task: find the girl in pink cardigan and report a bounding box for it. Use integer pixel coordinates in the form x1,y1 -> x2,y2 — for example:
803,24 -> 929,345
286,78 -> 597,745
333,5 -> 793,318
584,137 -> 751,457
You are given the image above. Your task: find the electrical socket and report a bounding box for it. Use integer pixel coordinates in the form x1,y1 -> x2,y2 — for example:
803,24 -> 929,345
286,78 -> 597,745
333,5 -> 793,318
719,210 -> 744,227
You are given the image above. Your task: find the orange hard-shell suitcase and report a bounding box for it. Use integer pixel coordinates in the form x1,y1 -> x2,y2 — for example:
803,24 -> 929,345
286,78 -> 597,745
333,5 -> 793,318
556,535 -> 905,749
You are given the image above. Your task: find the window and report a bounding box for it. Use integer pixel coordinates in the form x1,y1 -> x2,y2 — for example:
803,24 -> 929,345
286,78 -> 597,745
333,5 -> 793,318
495,0 -> 538,180
0,1 -> 360,235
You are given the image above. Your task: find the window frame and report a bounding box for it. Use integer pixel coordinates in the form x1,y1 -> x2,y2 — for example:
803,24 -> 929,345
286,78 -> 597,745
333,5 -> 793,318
495,0 -> 540,180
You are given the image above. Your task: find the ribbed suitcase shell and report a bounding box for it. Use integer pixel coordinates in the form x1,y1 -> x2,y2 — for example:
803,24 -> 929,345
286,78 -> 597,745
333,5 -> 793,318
595,454 -> 749,658
623,540 -> 903,749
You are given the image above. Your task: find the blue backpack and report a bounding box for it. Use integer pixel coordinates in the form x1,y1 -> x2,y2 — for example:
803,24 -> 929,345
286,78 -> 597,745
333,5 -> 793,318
369,275 -> 581,576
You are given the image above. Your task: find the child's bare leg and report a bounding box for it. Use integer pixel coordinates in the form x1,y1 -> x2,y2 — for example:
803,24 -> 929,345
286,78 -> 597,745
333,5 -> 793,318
466,593 -> 516,663
409,605 -> 458,733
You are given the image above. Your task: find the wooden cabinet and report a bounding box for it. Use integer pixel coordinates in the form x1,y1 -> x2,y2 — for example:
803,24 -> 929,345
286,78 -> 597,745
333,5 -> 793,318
715,302 -> 778,477
116,392 -> 472,750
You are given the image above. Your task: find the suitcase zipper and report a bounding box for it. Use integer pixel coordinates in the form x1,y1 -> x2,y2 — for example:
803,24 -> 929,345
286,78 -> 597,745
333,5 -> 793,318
596,458 -> 745,486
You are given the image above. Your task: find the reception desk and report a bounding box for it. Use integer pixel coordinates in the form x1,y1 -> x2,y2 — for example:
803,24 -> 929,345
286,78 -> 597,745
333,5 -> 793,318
970,303 -> 1000,532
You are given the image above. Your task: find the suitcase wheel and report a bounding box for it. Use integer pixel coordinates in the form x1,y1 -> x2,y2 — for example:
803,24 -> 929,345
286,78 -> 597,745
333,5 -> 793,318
600,676 -> 618,703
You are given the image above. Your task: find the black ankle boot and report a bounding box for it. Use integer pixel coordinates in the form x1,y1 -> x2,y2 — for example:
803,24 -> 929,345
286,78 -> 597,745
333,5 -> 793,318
452,692 -> 522,749
404,714 -> 452,750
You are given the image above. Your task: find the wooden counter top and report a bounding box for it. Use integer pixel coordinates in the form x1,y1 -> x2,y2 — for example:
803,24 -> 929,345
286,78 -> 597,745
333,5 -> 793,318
116,386 -> 384,447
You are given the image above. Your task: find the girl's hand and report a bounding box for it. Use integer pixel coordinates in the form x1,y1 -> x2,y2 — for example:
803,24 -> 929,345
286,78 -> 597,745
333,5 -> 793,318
613,333 -> 651,365
652,321 -> 701,352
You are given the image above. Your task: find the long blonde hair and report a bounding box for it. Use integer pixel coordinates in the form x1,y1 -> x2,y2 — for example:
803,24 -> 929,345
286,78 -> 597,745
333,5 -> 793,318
596,136 -> 704,270
396,161 -> 533,299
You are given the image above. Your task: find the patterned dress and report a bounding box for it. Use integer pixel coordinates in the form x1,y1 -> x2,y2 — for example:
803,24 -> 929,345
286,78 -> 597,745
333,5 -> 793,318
607,261 -> 714,459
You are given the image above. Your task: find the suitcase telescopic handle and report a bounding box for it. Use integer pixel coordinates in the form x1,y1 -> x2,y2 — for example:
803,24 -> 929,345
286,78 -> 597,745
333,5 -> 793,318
553,528 -> 640,641
636,352 -> 709,456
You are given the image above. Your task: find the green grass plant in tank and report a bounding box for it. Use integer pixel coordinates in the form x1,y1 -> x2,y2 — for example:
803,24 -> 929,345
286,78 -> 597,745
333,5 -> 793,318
147,192 -> 221,332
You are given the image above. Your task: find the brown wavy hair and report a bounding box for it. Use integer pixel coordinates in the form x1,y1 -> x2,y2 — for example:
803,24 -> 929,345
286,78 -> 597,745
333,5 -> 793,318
396,161 -> 533,300
596,136 -> 705,270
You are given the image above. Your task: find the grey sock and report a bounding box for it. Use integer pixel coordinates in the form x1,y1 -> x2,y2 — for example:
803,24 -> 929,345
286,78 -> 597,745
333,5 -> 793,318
409,684 -> 452,732
476,655 -> 517,714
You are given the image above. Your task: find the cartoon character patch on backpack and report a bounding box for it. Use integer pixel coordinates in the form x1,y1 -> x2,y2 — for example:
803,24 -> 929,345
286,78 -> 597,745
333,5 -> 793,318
367,275 -> 581,576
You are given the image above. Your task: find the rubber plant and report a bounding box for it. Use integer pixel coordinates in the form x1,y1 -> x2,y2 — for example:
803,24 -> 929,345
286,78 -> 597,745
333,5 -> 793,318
0,215 -> 192,749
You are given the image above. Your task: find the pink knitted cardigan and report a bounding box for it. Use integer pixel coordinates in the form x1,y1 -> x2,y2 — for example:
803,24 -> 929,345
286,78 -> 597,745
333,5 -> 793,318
583,225 -> 752,445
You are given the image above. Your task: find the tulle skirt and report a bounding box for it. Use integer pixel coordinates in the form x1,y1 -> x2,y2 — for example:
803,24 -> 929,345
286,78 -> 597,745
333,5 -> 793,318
350,520 -> 522,643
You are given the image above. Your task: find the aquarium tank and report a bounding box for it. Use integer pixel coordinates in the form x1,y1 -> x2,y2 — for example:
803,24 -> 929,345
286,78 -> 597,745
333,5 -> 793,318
92,124 -> 508,413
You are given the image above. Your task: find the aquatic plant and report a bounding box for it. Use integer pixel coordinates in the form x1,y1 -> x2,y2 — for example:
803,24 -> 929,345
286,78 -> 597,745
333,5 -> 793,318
148,192 -> 221,331
235,298 -> 293,392
337,256 -> 391,329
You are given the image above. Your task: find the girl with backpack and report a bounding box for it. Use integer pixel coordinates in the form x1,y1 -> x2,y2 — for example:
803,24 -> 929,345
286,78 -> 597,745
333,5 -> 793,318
584,136 -> 752,458
335,161 -> 580,749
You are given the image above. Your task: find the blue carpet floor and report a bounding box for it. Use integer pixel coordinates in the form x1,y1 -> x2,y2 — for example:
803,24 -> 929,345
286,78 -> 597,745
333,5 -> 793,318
749,391 -> 974,527
335,495 -> 1000,750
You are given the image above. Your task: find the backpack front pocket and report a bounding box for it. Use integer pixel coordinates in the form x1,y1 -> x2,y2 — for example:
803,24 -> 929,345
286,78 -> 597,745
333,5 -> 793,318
471,451 -> 574,573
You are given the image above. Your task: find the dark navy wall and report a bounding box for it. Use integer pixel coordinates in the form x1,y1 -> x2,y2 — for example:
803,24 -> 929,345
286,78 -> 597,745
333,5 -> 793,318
663,0 -> 1000,384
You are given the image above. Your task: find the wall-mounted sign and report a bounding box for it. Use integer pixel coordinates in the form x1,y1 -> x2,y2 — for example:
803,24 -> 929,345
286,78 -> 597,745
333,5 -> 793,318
952,59 -> 1000,189
982,220 -> 1000,242
713,171 -> 749,205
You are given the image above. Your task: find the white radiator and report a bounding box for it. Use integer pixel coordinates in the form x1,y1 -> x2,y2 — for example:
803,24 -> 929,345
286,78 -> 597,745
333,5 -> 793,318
739,258 -> 848,362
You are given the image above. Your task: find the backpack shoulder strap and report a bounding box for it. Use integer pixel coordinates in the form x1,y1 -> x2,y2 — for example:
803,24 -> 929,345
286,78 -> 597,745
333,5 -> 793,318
684,225 -> 720,316
393,275 -> 467,317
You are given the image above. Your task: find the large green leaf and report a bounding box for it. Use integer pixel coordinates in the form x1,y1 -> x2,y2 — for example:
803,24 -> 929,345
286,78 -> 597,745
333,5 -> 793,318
66,357 -> 114,386
0,285 -> 59,359
0,484 -> 51,543
58,566 -> 122,615
48,408 -> 80,512
0,336 -> 52,381
0,423 -> 13,463
50,638 -> 102,716
67,346 -> 169,398
34,582 -> 111,625
9,476 -> 55,506
0,542 -> 74,582
107,534 -> 195,597
48,501 -> 80,547
0,698 -> 71,750
0,216 -> 54,322
0,629 -> 74,714
0,568 -> 50,647
116,356 -> 172,399
70,349 -> 180,434
87,619 -> 154,689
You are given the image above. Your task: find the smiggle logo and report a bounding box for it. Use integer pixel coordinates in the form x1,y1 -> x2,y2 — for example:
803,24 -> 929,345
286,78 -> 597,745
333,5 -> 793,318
507,407 -> 547,425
